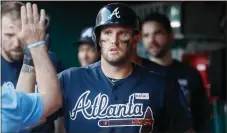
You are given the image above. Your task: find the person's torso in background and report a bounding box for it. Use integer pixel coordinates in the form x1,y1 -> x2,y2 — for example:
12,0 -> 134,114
142,58 -> 212,132
1,57 -> 23,87
142,58 -> 196,107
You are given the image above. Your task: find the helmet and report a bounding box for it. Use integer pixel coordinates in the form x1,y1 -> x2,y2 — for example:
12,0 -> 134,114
93,3 -> 140,50
74,27 -> 95,46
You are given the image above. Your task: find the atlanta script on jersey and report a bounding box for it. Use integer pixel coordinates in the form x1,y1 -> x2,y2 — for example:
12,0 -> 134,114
70,90 -> 154,132
58,61 -> 190,133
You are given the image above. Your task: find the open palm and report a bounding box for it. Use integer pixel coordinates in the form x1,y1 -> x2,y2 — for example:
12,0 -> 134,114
18,3 -> 46,48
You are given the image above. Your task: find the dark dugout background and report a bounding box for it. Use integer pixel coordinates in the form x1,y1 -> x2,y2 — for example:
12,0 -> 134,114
32,1 -> 149,68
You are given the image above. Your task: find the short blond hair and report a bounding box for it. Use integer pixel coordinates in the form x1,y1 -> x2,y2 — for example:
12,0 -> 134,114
2,1 -> 25,20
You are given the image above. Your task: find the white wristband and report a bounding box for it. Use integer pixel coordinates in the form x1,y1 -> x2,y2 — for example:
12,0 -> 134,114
27,40 -> 45,49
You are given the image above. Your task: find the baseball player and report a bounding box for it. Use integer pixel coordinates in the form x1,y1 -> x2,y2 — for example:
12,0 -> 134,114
130,14 -> 194,132
1,2 -> 65,133
73,27 -> 100,67
140,12 -> 211,132
54,3 -> 192,133
2,3 -> 62,132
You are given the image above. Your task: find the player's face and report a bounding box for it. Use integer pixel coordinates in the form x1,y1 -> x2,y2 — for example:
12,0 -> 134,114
99,26 -> 133,66
78,44 -> 99,67
142,21 -> 173,58
1,15 -> 23,62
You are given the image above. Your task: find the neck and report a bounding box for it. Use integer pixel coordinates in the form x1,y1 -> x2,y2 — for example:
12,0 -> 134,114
2,50 -> 12,63
150,51 -> 173,66
101,58 -> 133,79
131,54 -> 143,65
131,44 -> 143,65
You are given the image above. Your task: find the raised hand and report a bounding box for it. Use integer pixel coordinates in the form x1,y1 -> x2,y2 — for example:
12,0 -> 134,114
18,3 -> 46,48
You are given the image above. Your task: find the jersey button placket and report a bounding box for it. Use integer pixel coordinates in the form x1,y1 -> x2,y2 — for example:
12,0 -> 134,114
112,84 -> 118,103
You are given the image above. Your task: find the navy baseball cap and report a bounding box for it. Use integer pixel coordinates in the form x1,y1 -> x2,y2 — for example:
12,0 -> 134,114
73,27 -> 95,46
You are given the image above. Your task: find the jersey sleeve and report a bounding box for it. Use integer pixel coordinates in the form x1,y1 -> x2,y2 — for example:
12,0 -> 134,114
18,92 -> 44,128
162,74 -> 194,132
1,82 -> 43,132
190,69 -> 212,131
58,71 -> 68,103
57,67 -> 80,118
57,69 -> 71,117
31,70 -> 67,123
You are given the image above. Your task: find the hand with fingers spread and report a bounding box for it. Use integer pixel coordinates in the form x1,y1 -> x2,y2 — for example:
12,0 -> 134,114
18,3 -> 46,47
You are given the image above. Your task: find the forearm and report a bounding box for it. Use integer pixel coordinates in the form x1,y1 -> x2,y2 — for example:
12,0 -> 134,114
24,119 -> 47,130
30,45 -> 62,119
16,64 -> 36,93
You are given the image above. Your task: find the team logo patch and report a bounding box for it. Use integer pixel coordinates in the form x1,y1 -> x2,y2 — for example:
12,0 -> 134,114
70,91 -> 154,133
108,7 -> 120,19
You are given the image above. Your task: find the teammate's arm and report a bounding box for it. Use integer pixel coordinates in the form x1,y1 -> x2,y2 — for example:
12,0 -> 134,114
16,64 -> 36,93
16,62 -> 48,129
18,3 -> 62,120
1,82 -> 43,132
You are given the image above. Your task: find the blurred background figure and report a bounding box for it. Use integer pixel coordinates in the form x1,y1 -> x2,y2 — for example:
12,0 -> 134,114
140,12 -> 212,132
1,2 -> 65,133
73,27 -> 100,67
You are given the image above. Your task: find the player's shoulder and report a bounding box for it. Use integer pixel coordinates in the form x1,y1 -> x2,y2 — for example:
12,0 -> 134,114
58,61 -> 100,77
173,59 -> 200,76
134,63 -> 165,80
84,61 -> 101,70
134,64 -> 166,90
141,58 -> 158,66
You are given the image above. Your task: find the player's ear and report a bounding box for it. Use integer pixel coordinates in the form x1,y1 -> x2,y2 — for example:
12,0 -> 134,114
99,41 -> 102,48
134,32 -> 141,43
169,31 -> 174,41
132,32 -> 141,49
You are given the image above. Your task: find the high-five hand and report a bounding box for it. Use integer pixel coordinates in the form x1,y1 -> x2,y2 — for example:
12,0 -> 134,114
18,3 -> 46,47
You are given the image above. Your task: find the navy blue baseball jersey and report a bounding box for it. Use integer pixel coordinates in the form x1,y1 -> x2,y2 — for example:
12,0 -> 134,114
142,58 -> 192,117
48,51 -> 65,74
1,51 -> 65,86
1,57 -> 23,87
58,61 -> 191,133
142,58 -> 211,132
1,51 -> 65,133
